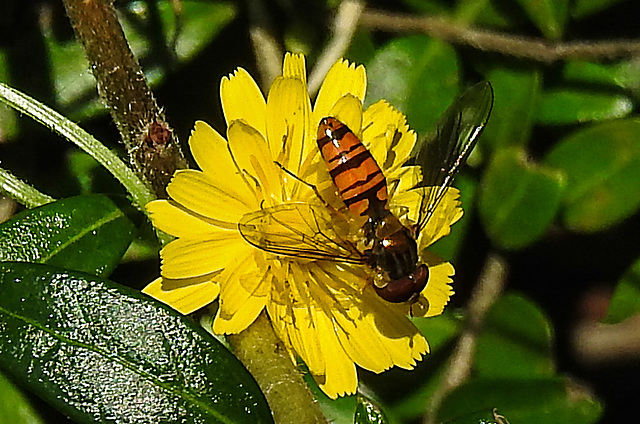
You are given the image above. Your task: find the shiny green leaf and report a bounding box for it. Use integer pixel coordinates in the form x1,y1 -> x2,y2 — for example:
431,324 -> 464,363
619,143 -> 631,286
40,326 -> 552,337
0,371 -> 43,424
515,0 -> 569,39
479,148 -> 565,249
366,35 -> 459,134
438,377 -> 602,424
603,258 -> 640,324
354,394 -> 389,424
475,294 -> 554,378
482,66 -> 541,151
0,194 -> 136,276
0,262 -> 273,424
563,60 -> 640,96
544,119 -> 640,232
537,89 -> 632,125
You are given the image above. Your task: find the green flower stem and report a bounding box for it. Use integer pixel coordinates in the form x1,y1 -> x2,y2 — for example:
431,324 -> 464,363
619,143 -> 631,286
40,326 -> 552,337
227,312 -> 328,424
0,168 -> 55,208
0,83 -> 154,211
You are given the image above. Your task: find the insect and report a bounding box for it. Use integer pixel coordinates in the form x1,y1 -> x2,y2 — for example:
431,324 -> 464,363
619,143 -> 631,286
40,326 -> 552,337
239,81 -> 494,304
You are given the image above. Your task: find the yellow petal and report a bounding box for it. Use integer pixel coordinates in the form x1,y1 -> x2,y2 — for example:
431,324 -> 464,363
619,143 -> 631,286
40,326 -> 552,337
167,169 -> 256,225
160,231 -> 251,279
390,187 -> 463,248
315,310 -> 358,399
227,120 -> 283,203
146,199 -> 216,238
314,59 -> 366,126
414,255 -> 454,318
282,52 -> 307,83
289,306 -> 325,376
220,68 -> 266,136
214,292 -> 266,334
328,94 -> 363,136
142,277 -> 220,315
361,288 -> 429,369
362,100 -> 416,175
265,76 -> 312,176
218,250 -> 270,316
188,121 -> 257,203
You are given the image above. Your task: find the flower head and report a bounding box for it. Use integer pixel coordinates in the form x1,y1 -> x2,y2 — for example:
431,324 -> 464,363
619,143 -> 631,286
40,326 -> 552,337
143,54 -> 462,398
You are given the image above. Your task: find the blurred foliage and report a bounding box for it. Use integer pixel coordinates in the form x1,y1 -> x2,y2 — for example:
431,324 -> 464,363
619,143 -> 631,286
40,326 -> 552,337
2,0 -> 640,422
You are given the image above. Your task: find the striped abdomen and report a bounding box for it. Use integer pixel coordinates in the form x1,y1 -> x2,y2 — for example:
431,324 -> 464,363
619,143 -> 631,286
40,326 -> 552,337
317,117 -> 388,218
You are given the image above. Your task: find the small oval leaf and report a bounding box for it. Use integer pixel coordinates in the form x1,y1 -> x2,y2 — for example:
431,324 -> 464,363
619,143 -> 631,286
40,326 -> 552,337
515,0 -> 569,39
480,149 -> 565,249
537,88 -> 632,125
482,66 -> 541,151
544,119 -> 640,232
603,257 -> 640,324
438,377 -> 602,424
475,294 -> 554,378
365,35 -> 460,134
0,371 -> 44,424
0,262 -> 273,424
0,194 -> 136,276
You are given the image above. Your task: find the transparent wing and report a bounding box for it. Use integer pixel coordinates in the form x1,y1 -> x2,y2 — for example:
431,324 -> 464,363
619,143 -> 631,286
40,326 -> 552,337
412,81 -> 494,232
238,203 -> 364,264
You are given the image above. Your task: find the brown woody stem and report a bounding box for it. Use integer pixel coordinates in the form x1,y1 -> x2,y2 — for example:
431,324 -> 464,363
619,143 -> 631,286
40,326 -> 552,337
61,0 -> 186,196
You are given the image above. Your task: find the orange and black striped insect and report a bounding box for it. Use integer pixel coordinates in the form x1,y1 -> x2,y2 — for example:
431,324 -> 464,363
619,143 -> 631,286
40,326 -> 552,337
239,81 -> 494,304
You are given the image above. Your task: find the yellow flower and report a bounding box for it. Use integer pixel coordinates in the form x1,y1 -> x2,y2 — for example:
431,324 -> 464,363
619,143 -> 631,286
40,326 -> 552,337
142,53 -> 462,399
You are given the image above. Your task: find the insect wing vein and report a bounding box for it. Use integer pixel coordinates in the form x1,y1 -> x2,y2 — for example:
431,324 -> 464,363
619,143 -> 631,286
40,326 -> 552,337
413,81 -> 494,232
238,203 -> 363,263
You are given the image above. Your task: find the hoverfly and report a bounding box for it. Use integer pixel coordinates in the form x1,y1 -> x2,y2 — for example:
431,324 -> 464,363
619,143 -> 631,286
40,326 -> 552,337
239,81 -> 494,304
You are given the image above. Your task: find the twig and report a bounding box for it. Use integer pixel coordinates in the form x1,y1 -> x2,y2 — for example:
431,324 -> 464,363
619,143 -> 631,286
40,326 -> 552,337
308,0 -> 366,96
423,253 -> 508,424
61,0 -> 186,196
247,0 -> 283,89
360,9 -> 640,64
573,314 -> 640,365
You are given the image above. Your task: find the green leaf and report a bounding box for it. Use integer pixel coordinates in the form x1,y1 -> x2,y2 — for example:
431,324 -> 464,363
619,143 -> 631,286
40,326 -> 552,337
603,258 -> 640,324
354,394 -> 389,424
544,119 -> 640,232
475,294 -> 554,378
438,377 -> 602,424
0,49 -> 18,142
0,195 -> 136,276
0,371 -> 44,424
482,66 -> 541,151
365,35 -> 460,135
563,60 -> 640,96
479,148 -> 565,249
537,88 -> 632,125
572,0 -> 626,19
430,174 -> 477,261
515,0 -> 569,39
0,262 -> 273,424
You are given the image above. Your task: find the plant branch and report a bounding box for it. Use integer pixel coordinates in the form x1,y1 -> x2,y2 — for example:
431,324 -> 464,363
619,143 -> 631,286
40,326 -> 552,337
308,0 -> 365,96
61,0 -> 186,196
0,168 -> 55,209
0,82 -> 154,211
423,253 -> 508,424
247,0 -> 283,89
227,312 -> 328,424
360,9 -> 640,63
